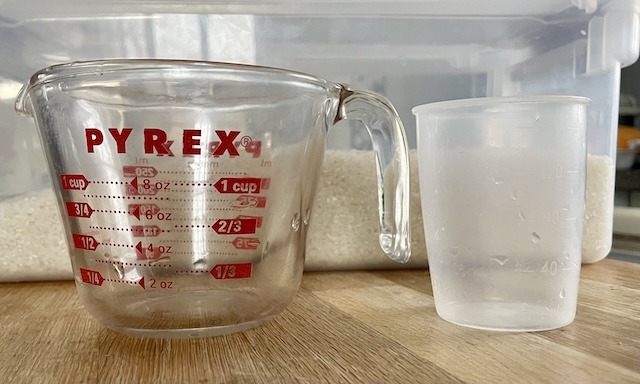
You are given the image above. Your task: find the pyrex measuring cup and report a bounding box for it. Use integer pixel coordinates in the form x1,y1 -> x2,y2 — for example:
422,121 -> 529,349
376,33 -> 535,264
15,59 -> 411,338
413,96 -> 588,331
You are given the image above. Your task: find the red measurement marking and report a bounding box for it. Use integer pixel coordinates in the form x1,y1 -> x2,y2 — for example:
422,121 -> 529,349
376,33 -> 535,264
65,201 -> 94,218
128,204 -> 141,219
131,225 -> 162,237
126,183 -> 158,196
236,215 -> 263,228
210,263 -> 252,279
126,177 -> 170,196
80,268 -> 104,286
148,278 -> 173,289
135,241 -> 172,260
232,237 -> 260,250
213,177 -> 262,194
261,178 -> 270,190
60,174 -> 90,190
73,234 -> 99,251
128,204 -> 161,220
123,165 -> 158,178
212,218 -> 257,235
230,195 -> 267,208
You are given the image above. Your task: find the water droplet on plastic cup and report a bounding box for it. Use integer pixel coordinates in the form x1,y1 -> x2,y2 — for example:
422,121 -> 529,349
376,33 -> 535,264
531,232 -> 541,243
490,255 -> 508,265
534,112 -> 541,123
511,188 -> 518,200
291,213 -> 300,231
261,241 -> 270,260
192,259 -> 207,269
493,177 -> 504,185
303,208 -> 311,226
518,211 -> 527,221
113,263 -> 125,279
559,289 -> 566,299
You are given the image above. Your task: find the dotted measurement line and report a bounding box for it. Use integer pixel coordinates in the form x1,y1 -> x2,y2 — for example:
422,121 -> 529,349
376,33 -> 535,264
84,194 -> 169,201
94,259 -> 172,268
159,171 -> 247,176
93,179 -> 174,184
168,215 -> 230,222
175,270 -> 208,275
172,182 -> 214,187
90,225 -> 131,232
95,209 -> 128,214
92,181 -> 126,185
168,239 -> 229,244
99,242 -> 134,248
171,251 -> 237,256
105,278 -> 138,285
89,225 -> 170,233
171,189 -> 209,193
93,207 -> 237,215
169,198 -> 230,203
168,209 -> 235,214
172,225 -> 210,232
211,251 -> 238,256
164,204 -> 232,209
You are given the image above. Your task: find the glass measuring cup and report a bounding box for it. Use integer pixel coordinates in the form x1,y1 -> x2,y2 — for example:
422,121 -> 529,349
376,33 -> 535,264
15,59 -> 411,338
413,96 -> 588,331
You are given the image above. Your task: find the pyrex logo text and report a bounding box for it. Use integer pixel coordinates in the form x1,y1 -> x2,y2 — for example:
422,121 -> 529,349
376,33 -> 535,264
85,128 -> 261,158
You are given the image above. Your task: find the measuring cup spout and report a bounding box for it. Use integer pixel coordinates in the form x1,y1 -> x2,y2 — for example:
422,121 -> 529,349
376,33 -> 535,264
333,85 -> 411,263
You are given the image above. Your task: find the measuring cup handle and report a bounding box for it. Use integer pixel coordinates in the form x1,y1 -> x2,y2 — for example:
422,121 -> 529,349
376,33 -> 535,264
333,86 -> 411,263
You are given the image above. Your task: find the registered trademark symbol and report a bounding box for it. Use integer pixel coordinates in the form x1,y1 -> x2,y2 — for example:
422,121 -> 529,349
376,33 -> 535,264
239,136 -> 253,147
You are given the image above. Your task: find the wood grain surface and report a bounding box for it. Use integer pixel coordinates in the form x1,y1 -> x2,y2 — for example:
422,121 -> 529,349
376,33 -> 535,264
1,259 -> 638,384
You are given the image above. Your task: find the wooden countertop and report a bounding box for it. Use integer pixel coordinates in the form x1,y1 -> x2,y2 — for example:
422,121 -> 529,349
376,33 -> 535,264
1,258 -> 638,384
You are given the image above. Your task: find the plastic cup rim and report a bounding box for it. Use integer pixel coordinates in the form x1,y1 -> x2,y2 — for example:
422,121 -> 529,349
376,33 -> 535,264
411,95 -> 591,116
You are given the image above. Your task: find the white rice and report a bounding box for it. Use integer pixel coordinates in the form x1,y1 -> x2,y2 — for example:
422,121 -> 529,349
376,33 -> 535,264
582,154 -> 614,263
0,190 -> 71,282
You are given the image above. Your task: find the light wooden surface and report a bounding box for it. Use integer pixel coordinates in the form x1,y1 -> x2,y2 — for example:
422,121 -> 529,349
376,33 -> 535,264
1,258 -> 638,384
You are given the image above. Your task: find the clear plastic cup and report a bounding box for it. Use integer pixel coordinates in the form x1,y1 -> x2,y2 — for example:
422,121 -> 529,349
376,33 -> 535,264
413,96 -> 588,331
15,60 -> 411,338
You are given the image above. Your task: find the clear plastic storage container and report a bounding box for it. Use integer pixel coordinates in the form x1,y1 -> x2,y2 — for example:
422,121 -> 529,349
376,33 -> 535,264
1,0 -> 638,279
